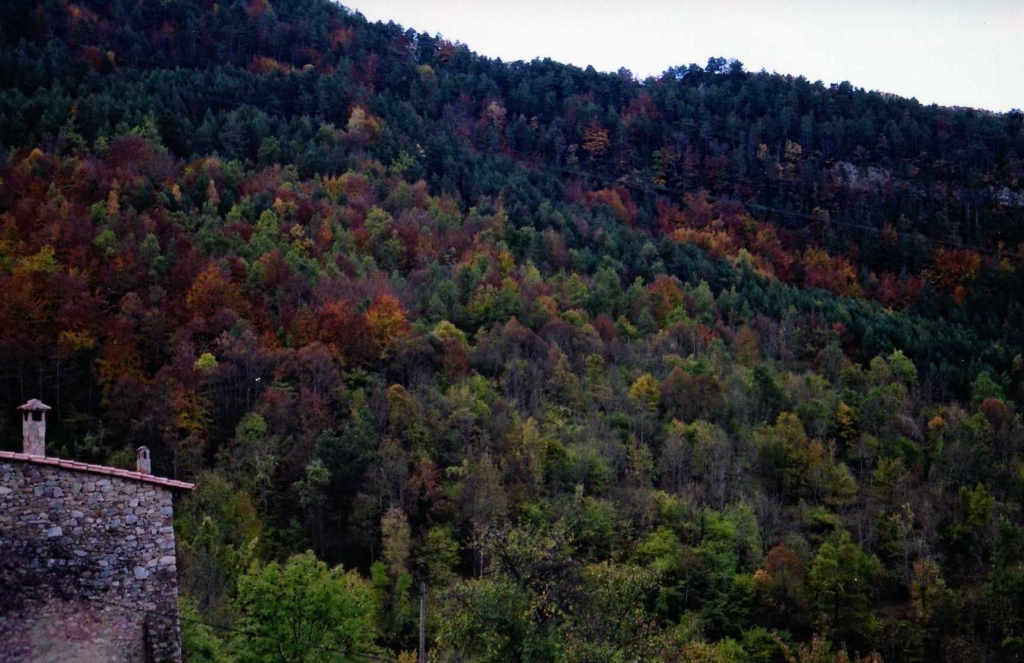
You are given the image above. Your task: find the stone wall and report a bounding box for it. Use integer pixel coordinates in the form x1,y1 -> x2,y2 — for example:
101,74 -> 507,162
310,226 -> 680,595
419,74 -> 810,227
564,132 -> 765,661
0,459 -> 183,663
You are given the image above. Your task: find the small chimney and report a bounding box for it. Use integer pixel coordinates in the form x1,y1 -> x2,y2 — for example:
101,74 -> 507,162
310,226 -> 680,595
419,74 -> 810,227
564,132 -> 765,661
136,446 -> 152,474
18,399 -> 50,457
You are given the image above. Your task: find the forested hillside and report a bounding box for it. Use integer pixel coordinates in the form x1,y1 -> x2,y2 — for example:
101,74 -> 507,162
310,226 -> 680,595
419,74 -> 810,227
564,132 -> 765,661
2,0 -> 1024,661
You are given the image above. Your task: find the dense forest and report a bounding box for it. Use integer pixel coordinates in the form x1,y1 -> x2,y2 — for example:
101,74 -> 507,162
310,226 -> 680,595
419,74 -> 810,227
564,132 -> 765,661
2,0 -> 1024,661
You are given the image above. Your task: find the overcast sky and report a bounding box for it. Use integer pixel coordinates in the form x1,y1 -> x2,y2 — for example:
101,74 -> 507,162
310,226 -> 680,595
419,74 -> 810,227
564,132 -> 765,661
349,0 -> 1024,113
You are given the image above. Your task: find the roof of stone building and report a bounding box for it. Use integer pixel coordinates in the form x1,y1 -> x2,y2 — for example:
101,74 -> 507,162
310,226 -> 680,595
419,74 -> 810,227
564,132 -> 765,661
0,451 -> 195,490
17,399 -> 51,411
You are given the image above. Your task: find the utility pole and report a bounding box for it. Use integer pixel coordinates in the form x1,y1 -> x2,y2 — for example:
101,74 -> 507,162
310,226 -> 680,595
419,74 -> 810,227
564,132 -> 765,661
419,581 -> 426,663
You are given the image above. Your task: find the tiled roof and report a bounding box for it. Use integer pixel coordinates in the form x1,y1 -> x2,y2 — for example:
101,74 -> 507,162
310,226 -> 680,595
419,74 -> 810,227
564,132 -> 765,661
0,451 -> 194,491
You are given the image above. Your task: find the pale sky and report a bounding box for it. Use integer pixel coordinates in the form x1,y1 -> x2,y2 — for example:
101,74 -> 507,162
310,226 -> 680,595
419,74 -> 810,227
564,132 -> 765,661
349,0 -> 1024,112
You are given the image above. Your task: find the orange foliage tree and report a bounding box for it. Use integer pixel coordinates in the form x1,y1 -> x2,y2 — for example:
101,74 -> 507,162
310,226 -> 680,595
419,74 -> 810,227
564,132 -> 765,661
365,294 -> 409,359
186,264 -> 247,319
803,248 -> 862,299
930,248 -> 982,302
647,276 -> 683,328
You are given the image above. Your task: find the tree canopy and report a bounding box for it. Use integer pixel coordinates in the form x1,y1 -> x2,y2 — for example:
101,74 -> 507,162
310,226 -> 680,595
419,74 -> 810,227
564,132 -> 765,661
1,1 -> 1024,661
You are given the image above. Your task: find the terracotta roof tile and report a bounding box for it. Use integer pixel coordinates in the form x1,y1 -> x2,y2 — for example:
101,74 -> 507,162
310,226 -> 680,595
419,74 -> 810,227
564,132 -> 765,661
0,451 -> 194,491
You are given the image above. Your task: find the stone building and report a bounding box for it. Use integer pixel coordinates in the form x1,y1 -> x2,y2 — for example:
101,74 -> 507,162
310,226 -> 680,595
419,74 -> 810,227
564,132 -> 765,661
0,400 -> 194,663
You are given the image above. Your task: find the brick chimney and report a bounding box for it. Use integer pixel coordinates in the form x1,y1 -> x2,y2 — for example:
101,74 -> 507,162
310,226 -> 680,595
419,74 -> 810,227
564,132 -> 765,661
18,399 -> 50,457
136,446 -> 152,474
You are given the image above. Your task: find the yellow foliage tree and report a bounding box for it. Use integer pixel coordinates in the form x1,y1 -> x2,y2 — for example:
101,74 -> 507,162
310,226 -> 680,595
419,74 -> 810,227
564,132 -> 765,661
628,373 -> 661,414
582,118 -> 609,161
366,293 -> 409,359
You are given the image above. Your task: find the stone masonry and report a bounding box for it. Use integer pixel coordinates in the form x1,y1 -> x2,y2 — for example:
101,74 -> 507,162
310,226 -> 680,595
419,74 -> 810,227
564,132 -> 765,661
0,456 -> 191,662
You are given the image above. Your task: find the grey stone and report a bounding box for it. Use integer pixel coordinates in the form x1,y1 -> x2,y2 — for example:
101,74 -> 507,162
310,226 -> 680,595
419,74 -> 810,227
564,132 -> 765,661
0,457 -> 185,662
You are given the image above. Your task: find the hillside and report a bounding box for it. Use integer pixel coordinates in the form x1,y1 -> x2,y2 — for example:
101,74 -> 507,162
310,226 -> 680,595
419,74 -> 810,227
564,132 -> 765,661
2,1 -> 1024,661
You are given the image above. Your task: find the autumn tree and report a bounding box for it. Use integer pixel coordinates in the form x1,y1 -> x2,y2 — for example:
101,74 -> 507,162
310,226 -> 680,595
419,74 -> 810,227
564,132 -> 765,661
582,118 -> 610,162
366,294 -> 410,360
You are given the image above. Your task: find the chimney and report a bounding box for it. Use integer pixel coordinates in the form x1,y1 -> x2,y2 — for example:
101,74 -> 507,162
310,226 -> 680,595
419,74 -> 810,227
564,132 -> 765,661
18,399 -> 50,457
136,446 -> 152,474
